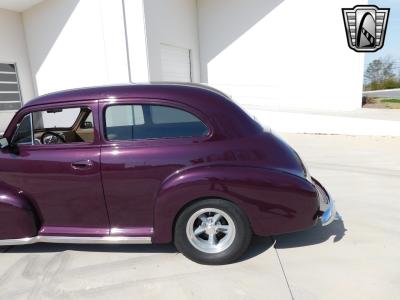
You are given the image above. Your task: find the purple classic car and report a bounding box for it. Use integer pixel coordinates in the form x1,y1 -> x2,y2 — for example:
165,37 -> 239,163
0,83 -> 335,264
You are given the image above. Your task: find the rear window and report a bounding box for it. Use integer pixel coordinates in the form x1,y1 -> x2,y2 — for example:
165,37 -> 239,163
105,104 -> 208,141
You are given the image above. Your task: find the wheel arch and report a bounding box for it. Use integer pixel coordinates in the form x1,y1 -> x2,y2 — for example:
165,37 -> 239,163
0,182 -> 39,239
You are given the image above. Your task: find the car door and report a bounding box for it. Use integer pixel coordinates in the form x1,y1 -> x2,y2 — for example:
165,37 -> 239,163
0,101 -> 110,236
99,99 -> 210,236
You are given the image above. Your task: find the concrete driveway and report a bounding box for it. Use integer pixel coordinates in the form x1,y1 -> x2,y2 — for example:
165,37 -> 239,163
0,134 -> 399,299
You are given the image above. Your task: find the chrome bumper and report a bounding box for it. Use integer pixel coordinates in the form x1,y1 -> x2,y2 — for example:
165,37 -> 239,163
312,178 -> 337,226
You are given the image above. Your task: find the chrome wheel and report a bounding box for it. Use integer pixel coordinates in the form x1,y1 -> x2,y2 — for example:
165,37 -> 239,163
186,208 -> 236,254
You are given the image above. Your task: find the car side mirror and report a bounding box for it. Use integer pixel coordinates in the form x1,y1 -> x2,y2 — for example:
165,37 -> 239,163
82,121 -> 93,129
0,137 -> 9,149
0,137 -> 19,154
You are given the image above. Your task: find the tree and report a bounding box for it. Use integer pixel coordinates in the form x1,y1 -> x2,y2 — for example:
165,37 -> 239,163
364,57 -> 399,90
365,59 -> 383,84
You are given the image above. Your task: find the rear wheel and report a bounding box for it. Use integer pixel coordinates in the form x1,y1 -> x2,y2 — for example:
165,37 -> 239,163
174,199 -> 252,265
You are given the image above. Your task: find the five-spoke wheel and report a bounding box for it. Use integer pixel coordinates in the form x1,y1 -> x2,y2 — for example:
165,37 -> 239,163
174,199 -> 252,265
186,208 -> 236,254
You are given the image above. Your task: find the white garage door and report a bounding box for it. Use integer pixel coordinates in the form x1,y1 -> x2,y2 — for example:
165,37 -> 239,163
160,44 -> 192,82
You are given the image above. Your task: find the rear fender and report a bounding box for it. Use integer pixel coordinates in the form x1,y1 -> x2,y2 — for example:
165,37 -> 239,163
152,165 -> 318,243
0,182 -> 38,240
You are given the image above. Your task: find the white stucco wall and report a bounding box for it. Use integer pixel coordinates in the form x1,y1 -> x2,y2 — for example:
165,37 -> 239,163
22,0 -> 130,96
142,0 -> 201,82
123,0 -> 149,83
197,0 -> 366,111
0,8 -> 35,131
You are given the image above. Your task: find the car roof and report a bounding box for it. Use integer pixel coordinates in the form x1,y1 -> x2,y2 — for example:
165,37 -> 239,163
24,83 -> 232,108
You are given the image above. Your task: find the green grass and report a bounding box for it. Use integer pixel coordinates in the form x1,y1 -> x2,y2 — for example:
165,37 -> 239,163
381,99 -> 400,104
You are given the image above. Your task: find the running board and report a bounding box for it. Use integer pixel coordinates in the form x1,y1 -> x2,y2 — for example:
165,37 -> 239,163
0,236 -> 152,246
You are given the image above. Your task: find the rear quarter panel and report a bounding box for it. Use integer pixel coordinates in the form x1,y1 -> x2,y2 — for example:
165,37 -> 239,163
153,165 -> 319,243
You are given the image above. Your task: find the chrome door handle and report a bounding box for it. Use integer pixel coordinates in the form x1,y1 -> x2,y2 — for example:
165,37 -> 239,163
71,160 -> 94,170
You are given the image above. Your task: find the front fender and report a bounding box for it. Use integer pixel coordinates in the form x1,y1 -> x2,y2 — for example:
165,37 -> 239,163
152,165 -> 318,243
0,182 -> 38,239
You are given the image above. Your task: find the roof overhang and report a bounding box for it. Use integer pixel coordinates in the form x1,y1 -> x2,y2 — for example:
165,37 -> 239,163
0,0 -> 43,12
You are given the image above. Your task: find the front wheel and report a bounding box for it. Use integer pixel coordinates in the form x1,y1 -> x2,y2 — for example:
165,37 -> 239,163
174,199 -> 252,265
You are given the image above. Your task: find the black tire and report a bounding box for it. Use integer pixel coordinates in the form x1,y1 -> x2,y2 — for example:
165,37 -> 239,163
174,198 -> 252,265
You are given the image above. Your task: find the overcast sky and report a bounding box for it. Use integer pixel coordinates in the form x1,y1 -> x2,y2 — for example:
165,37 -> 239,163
364,0 -> 400,71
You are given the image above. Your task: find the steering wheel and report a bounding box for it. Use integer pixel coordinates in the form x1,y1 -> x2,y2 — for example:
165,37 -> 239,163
40,131 -> 66,144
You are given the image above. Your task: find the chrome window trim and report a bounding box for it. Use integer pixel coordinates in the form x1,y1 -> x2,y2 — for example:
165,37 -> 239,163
29,112 -> 34,145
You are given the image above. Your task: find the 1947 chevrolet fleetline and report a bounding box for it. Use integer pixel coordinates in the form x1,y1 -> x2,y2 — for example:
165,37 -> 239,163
0,83 -> 336,264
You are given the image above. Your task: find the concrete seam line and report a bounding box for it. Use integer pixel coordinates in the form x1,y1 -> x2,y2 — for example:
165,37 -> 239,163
272,237 -> 295,300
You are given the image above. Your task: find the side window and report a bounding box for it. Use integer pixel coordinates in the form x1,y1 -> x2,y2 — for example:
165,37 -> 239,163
150,105 -> 199,124
106,105 -> 144,128
36,108 -> 81,129
12,107 -> 95,145
32,107 -> 94,144
105,104 -> 208,141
